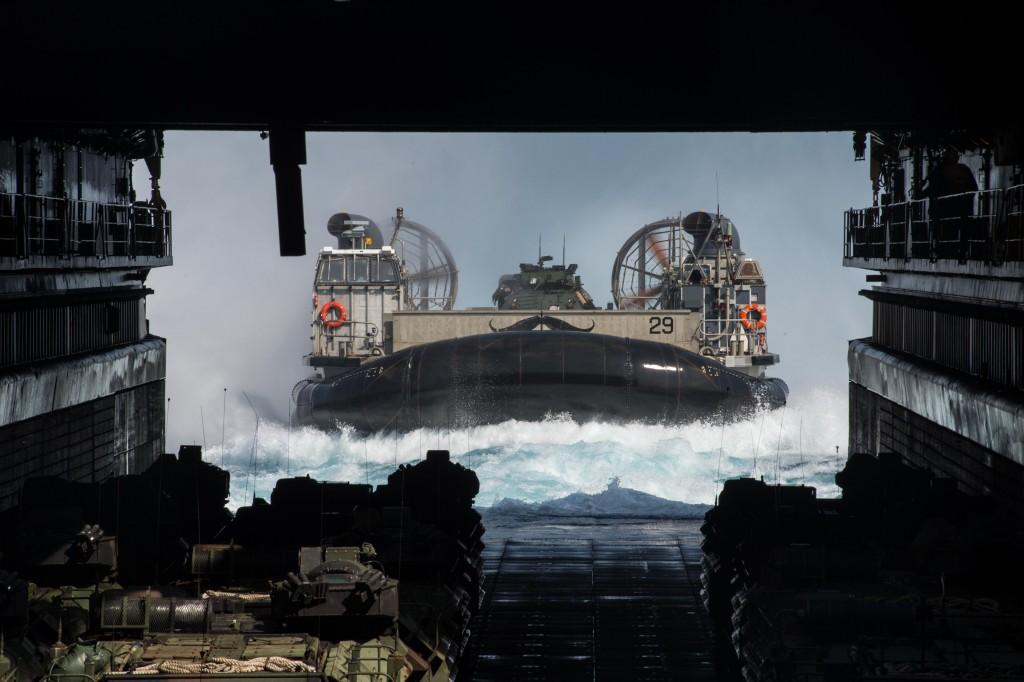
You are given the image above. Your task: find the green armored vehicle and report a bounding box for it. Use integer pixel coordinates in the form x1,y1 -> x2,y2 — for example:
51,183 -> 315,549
0,447 -> 483,682
491,255 -> 597,310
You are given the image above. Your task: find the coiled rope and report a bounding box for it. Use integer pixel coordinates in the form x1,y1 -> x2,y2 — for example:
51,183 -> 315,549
201,590 -> 271,603
129,657 -> 315,674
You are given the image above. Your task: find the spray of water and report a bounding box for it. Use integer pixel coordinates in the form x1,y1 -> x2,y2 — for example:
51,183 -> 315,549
203,386 -> 848,510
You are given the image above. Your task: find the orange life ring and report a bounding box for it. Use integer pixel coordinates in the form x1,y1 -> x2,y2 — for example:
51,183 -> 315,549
319,300 -> 348,328
739,303 -> 767,330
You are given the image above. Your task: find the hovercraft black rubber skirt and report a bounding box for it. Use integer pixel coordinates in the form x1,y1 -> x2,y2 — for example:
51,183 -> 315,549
293,330 -> 787,432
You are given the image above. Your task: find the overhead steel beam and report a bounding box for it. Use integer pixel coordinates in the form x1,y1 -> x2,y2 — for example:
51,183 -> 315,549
268,127 -> 307,257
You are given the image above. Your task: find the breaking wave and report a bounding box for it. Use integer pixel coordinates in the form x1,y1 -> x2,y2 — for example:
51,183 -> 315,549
205,387 -> 848,510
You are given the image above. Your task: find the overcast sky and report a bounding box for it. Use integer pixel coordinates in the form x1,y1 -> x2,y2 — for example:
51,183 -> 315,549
139,132 -> 873,448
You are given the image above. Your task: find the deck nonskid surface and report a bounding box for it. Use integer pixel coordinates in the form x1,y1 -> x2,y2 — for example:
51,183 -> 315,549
461,516 -> 717,681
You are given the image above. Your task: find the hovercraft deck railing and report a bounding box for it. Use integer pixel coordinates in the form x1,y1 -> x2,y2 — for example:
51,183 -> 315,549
843,184 -> 1024,267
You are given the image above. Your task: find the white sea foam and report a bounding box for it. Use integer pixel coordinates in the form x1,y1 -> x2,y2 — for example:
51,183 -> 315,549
204,386 -> 848,510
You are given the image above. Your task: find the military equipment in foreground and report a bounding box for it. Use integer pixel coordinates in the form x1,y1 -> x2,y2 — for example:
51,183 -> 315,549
0,447 -> 483,682
701,454 -> 1024,681
293,208 -> 786,432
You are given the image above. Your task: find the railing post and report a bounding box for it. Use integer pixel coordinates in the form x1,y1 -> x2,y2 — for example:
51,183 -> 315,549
909,201 -> 917,260
987,190 -> 997,265
958,195 -> 968,264
98,203 -> 107,260
883,209 -> 890,261
928,199 -> 937,262
60,196 -> 71,259
128,204 -> 136,260
15,194 -> 25,259
843,210 -> 849,258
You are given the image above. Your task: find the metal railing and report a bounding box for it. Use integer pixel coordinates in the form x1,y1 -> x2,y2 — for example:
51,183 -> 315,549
316,320 -> 384,358
132,203 -> 172,258
0,193 -> 17,257
844,184 -> 1024,264
697,317 -> 769,356
0,191 -> 171,262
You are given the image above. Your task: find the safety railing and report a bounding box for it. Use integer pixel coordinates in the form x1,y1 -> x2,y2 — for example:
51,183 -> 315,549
844,185 -> 1023,264
23,194 -> 67,256
697,317 -> 769,356
0,192 -> 17,257
316,320 -> 384,358
132,203 -> 171,258
0,191 -> 171,262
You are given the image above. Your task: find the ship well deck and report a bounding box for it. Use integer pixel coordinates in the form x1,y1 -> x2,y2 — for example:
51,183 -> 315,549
461,516 -> 717,681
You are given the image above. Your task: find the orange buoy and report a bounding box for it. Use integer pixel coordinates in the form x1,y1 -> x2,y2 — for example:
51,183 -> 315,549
319,300 -> 348,328
739,303 -> 767,330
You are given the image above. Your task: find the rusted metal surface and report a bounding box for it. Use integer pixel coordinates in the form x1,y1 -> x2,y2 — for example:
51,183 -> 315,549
462,517 -> 716,681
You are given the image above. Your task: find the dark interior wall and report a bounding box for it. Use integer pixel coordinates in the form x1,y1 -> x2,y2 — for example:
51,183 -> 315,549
0,295 -> 147,369
849,381 -> 1024,514
0,379 -> 164,511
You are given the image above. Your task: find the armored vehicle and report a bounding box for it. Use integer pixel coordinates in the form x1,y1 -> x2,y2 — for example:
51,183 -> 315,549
0,446 -> 483,682
492,255 -> 596,310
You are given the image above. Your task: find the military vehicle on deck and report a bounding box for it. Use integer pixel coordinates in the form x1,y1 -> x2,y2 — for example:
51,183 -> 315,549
0,447 -> 483,682
492,255 -> 596,310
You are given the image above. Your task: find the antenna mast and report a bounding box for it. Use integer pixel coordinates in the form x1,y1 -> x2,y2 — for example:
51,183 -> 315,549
716,170 -> 720,217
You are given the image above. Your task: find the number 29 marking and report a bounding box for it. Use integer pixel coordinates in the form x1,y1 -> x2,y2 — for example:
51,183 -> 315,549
649,316 -> 674,334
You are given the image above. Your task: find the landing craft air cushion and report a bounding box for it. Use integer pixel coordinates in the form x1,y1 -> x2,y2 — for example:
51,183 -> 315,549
292,208 -> 787,431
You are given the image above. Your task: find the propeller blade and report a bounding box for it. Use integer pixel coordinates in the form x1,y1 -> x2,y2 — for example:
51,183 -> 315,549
620,284 -> 663,309
647,236 -> 671,270
639,284 -> 664,298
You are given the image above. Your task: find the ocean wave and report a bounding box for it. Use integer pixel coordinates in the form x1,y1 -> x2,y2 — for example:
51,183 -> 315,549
203,386 -> 848,510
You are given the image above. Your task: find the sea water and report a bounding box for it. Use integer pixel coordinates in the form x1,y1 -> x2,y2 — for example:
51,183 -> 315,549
205,386 -> 848,511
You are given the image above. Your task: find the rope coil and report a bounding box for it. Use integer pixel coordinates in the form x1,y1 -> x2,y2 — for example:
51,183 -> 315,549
128,656 -> 316,675
201,590 -> 272,603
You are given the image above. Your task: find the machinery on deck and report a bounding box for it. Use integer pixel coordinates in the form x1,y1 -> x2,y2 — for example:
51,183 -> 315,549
612,210 -> 778,375
307,208 -> 457,378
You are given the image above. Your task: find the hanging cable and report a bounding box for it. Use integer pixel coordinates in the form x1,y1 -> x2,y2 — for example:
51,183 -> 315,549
221,387 -> 228,467
200,406 -> 207,450
774,405 -> 787,486
715,419 -> 726,505
798,415 -> 805,486
751,411 -> 767,477
242,391 -> 261,504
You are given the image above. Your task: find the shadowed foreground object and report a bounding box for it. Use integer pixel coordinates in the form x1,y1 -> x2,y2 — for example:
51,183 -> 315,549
0,447 -> 483,682
462,516 -> 716,681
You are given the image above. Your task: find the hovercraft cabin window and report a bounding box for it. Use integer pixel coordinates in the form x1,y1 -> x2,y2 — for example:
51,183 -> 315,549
317,255 -> 398,284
